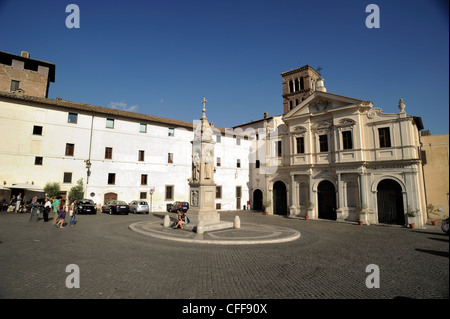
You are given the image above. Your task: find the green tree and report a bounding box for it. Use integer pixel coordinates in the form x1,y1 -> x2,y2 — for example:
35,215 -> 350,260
44,182 -> 61,198
68,179 -> 85,203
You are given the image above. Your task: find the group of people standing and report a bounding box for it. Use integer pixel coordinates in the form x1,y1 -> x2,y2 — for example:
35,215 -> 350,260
6,193 -> 24,213
5,194 -> 79,228
43,197 -> 78,228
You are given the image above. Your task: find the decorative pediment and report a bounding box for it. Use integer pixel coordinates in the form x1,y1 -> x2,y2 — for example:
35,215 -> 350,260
336,118 -> 356,130
292,126 -> 307,135
283,91 -> 372,123
312,120 -> 332,133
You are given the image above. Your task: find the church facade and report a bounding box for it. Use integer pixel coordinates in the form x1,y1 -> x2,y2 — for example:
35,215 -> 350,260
0,50 -> 428,227
234,65 -> 427,228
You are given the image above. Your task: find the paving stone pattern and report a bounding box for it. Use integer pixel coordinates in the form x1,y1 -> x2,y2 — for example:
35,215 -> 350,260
0,210 -> 448,299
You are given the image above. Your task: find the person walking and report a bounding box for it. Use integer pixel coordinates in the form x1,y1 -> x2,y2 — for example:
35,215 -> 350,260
56,199 -> 66,228
43,196 -> 51,222
15,193 -> 22,213
51,197 -> 60,226
69,199 -> 78,227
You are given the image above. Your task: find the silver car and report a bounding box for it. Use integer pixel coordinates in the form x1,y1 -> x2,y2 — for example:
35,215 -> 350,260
129,200 -> 149,214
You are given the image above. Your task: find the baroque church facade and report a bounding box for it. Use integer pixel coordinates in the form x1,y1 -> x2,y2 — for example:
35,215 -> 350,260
235,65 -> 427,228
0,50 -> 427,227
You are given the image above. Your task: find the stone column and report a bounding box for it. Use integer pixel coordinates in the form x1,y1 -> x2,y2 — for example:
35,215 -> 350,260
289,174 -> 297,217
336,173 -> 345,221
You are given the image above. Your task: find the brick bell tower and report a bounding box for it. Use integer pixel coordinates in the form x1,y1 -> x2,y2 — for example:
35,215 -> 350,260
281,65 -> 322,114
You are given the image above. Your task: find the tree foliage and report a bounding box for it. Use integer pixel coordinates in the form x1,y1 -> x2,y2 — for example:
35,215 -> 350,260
68,179 -> 84,203
44,182 -> 61,198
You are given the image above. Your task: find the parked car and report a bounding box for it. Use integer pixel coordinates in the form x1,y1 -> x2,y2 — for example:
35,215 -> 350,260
441,217 -> 449,235
102,201 -> 129,215
76,199 -> 97,214
129,200 -> 149,214
167,201 -> 189,213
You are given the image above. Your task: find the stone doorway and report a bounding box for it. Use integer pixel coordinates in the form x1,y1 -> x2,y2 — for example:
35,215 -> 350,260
377,179 -> 405,225
253,189 -> 263,210
318,180 -> 336,220
104,192 -> 117,204
273,181 -> 287,215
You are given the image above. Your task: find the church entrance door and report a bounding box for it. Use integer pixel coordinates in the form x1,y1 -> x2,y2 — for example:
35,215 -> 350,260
377,179 -> 405,225
273,181 -> 287,215
318,180 -> 336,220
253,189 -> 263,210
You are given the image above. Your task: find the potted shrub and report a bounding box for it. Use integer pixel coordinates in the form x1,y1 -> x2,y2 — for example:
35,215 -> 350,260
405,206 -> 418,229
303,200 -> 314,220
427,204 -> 439,226
262,200 -> 271,215
356,203 -> 368,226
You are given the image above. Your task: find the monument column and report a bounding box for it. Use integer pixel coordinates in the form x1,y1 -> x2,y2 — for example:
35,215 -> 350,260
187,98 -> 233,232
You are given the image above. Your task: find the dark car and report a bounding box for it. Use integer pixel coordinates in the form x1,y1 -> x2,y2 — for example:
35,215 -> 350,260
76,199 -> 97,214
102,200 -> 129,215
167,201 -> 189,213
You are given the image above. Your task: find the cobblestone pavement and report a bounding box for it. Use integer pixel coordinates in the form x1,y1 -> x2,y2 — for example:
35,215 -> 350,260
0,210 -> 448,300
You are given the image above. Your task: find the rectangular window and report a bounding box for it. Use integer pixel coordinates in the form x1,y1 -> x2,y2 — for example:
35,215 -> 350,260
378,127 -> 391,148
319,135 -> 328,152
236,137 -> 241,145
216,134 -> 221,143
168,153 -> 173,164
105,147 -> 113,159
10,80 -> 20,92
216,157 -> 221,167
33,125 -> 43,135
106,118 -> 115,129
139,150 -> 145,161
140,123 -> 147,133
276,141 -> 282,156
141,174 -> 148,185
256,160 -> 260,168
296,137 -> 305,154
165,185 -> 173,200
108,173 -> 116,185
237,159 -> 241,168
65,143 -> 74,156
216,186 -> 222,199
342,131 -> 353,150
68,112 -> 78,124
140,192 -> 147,199
34,156 -> 43,165
63,172 -> 72,183
216,203 -> 222,210
168,128 -> 174,137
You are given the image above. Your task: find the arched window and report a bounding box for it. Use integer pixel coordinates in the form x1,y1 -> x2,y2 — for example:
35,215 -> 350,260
300,77 -> 304,90
294,79 -> 299,91
289,80 -> 294,93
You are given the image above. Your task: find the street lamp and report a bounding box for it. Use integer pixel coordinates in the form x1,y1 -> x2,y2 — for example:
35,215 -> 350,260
85,159 -> 92,181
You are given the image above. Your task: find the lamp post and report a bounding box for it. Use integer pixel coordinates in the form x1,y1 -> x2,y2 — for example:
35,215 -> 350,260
85,159 -> 92,183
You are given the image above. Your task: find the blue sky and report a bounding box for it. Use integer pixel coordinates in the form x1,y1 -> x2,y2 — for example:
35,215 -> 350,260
0,0 -> 448,134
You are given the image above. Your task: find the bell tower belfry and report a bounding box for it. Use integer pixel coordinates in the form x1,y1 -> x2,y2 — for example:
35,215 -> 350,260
281,65 -> 322,114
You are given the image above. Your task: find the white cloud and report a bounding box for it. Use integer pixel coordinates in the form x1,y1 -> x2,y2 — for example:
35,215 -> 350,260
108,101 -> 139,112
